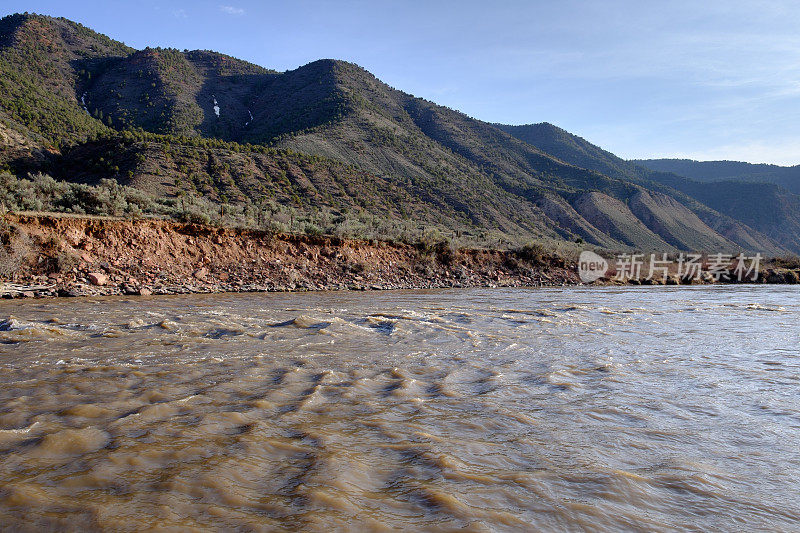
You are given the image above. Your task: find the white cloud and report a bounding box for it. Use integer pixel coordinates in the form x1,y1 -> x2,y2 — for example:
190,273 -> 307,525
219,5 -> 245,16
172,9 -> 188,19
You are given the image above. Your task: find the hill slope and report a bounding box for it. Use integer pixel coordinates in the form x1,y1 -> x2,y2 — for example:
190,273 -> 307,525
0,13 -> 791,254
498,123 -> 793,254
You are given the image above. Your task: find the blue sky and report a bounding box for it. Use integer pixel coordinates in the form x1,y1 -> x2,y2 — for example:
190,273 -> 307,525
4,1 -> 799,165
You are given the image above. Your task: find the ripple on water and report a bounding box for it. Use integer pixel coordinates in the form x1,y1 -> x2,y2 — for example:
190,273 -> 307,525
0,287 -> 798,531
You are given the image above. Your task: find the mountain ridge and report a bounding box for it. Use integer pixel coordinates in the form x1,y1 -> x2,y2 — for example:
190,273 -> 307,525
0,13 -> 793,254
635,158 -> 800,195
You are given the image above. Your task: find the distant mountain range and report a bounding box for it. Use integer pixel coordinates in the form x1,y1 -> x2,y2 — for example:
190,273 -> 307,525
0,13 -> 798,254
636,159 -> 800,195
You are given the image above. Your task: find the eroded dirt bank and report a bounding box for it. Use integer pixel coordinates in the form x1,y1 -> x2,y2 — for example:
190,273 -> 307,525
0,214 -> 578,298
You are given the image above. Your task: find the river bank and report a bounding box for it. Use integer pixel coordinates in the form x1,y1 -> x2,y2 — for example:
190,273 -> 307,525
2,214 -> 798,299
0,214 -> 579,298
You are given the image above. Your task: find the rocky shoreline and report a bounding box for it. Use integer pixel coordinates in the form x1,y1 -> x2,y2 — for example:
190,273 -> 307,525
1,214 -> 798,299
0,214 -> 580,299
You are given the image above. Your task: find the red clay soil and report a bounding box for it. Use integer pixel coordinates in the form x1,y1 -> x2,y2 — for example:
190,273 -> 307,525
0,214 -> 579,298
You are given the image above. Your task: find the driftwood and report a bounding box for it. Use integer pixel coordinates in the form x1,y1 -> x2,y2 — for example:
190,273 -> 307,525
0,283 -> 55,295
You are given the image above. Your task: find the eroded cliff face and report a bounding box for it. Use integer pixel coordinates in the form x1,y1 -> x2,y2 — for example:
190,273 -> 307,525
0,214 -> 577,297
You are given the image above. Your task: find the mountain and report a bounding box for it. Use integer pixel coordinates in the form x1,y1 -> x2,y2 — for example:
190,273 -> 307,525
0,13 -> 793,254
496,122 -> 652,182
635,158 -> 800,195
498,123 -> 797,254
632,161 -> 800,252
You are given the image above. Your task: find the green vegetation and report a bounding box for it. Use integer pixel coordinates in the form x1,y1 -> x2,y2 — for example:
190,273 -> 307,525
0,12 -> 797,256
0,14 -> 131,147
0,171 -> 516,249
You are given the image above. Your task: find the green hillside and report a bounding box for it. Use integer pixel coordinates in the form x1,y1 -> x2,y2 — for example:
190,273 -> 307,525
0,13 -> 793,254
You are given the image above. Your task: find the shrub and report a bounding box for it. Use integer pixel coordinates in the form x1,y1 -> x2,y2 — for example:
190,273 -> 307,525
516,242 -> 546,263
177,207 -> 212,225
304,223 -> 322,236
434,240 -> 456,264
0,222 -> 33,277
54,250 -> 79,273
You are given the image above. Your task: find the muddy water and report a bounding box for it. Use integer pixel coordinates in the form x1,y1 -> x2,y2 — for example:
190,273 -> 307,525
0,287 -> 799,531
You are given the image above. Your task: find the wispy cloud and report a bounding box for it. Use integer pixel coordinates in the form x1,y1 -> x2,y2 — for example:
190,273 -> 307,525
219,5 -> 245,16
172,8 -> 188,19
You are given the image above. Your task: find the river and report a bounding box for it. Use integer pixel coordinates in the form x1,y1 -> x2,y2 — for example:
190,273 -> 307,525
0,286 -> 798,531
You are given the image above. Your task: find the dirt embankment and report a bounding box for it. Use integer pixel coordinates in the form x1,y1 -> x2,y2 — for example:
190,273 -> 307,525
0,214 -> 578,298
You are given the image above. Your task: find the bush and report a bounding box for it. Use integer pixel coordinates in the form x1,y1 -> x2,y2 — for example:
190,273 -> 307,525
516,242 -> 546,263
434,240 -> 456,264
304,223 -> 322,236
177,207 -> 212,225
0,171 -> 527,250
54,249 -> 79,273
774,256 -> 800,269
0,222 -> 33,277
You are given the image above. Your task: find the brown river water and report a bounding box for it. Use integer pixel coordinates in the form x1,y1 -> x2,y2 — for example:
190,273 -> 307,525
0,286 -> 798,531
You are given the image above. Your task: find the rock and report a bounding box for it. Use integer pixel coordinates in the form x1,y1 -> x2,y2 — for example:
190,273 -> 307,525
122,284 -> 138,295
193,267 -> 208,280
138,287 -> 152,296
87,272 -> 108,286
57,288 -> 81,298
21,291 -> 35,298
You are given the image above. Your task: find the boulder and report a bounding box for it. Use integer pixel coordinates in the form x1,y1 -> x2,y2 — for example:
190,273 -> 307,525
122,284 -> 138,295
57,288 -> 81,297
87,272 -> 108,286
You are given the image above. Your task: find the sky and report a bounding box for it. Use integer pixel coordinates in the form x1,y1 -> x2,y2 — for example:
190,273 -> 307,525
3,0 -> 800,165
